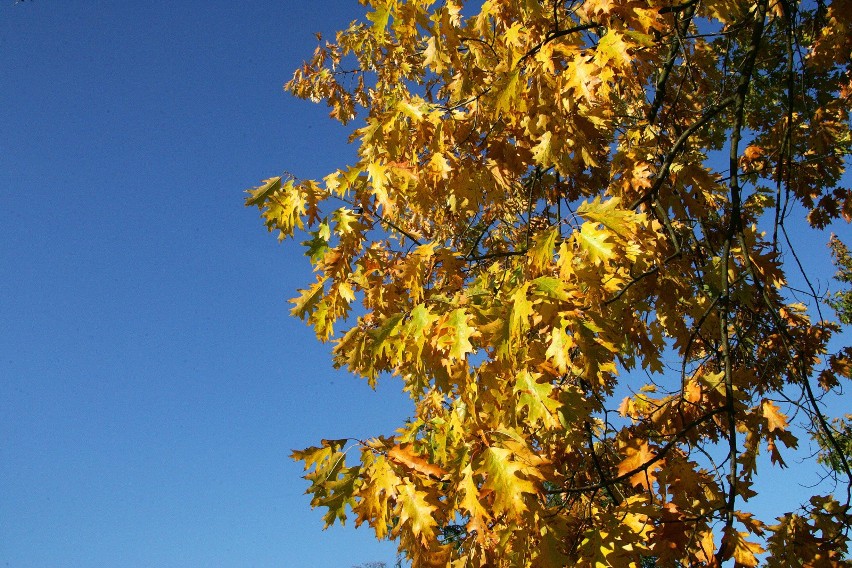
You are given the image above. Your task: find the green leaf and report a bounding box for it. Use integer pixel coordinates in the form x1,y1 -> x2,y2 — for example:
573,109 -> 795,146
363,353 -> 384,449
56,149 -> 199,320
245,176 -> 281,206
404,303 -> 437,358
531,276 -> 571,301
514,370 -> 560,428
301,220 -> 331,263
371,313 -> 405,359
290,278 -> 327,320
495,68 -> 521,114
576,196 -> 636,238
366,4 -> 391,37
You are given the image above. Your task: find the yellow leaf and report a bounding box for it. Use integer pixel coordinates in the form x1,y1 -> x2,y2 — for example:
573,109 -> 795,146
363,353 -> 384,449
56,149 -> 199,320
596,30 -> 632,70
720,527 -> 765,567
495,68 -> 522,114
395,479 -> 438,544
701,0 -> 747,23
290,278 -> 327,320
575,223 -> 615,265
531,276 -> 571,301
531,130 -> 555,167
404,303 -> 437,358
337,281 -> 356,303
437,308 -> 476,361
576,196 -> 641,238
366,161 -> 393,212
366,3 -> 391,37
245,176 -> 281,206
356,454 -> 400,538
457,463 -> 490,534
397,99 -> 425,122
528,226 -> 559,273
291,438 -> 347,472
504,21 -> 525,48
422,36 -> 449,73
514,369 -> 560,428
565,58 -> 600,102
427,152 -> 452,180
476,446 -> 538,521
545,321 -> 573,374
332,207 -> 360,235
501,282 -> 533,361
762,399 -> 788,432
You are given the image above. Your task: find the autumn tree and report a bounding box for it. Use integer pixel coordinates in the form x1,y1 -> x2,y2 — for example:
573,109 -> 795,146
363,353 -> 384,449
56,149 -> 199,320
247,0 -> 852,565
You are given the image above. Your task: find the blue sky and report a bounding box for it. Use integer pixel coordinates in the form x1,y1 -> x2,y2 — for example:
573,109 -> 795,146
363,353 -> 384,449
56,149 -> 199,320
1,2 -> 850,567
1,2 -> 411,566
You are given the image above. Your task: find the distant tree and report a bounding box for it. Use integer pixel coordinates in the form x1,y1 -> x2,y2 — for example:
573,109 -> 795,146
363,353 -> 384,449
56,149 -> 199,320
249,0 -> 852,566
817,237 -> 852,477
828,235 -> 852,325
818,414 -> 852,476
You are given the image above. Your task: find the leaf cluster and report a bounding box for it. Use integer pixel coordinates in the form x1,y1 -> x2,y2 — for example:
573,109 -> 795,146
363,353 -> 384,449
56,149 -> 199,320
249,0 -> 852,566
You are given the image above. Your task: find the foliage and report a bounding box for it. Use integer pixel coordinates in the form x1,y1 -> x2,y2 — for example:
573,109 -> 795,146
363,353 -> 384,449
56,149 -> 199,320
818,238 -> 852,479
248,0 -> 852,566
828,235 -> 852,325
818,414 -> 852,476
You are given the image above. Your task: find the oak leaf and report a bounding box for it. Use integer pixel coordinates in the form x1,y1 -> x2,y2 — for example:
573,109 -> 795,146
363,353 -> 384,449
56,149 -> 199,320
437,308 -> 476,361
514,369 -> 560,428
457,463 -> 490,536
720,527 -> 765,567
476,446 -> 538,521
395,479 -> 439,544
617,438 -> 660,489
575,222 -> 615,265
387,444 -> 448,481
762,400 -> 788,432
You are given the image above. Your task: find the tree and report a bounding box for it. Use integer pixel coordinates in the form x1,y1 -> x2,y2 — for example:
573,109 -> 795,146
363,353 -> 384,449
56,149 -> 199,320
818,413 -> 852,476
817,237 -> 852,477
828,235 -> 852,325
247,0 -> 852,565
352,562 -> 389,568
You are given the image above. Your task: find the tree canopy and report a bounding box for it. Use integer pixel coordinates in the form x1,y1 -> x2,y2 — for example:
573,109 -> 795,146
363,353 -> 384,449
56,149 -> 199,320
247,0 -> 852,565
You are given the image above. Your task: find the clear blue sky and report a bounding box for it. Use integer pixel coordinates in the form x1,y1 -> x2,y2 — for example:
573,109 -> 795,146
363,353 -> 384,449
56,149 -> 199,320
1,2 -> 850,567
0,2 -> 411,566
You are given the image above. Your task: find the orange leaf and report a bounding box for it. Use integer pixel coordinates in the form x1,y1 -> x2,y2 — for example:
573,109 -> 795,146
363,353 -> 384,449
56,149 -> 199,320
617,439 -> 660,489
762,400 -> 788,432
720,527 -> 765,567
387,444 -> 448,481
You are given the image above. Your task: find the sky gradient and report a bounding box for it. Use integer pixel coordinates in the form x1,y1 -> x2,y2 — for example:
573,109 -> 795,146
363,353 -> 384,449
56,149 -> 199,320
1,2 -> 410,566
2,2 -> 850,567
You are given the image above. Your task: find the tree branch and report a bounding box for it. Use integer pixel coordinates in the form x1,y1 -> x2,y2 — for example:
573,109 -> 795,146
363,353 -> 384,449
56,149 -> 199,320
550,406 -> 728,494
520,22 -> 603,64
647,3 -> 697,123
